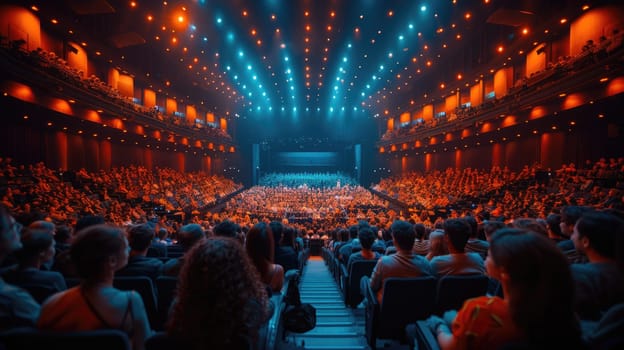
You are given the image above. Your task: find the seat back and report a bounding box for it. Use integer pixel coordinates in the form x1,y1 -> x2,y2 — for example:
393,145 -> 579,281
435,274 -> 489,314
145,331 -> 251,350
344,260 -> 377,308
376,276 -> 438,341
113,276 -> 158,328
154,276 -> 178,330
19,284 -> 59,304
0,327 -> 130,350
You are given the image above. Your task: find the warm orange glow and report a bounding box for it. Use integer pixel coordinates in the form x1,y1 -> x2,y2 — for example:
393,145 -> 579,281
497,45 -> 504,53
177,15 -> 184,23
582,5 -> 590,10
465,13 -> 471,19
388,10 -> 393,17
306,25 -> 311,31
51,19 -> 58,24
522,28 -> 529,35
3,81 -> 35,103
379,147 -> 385,153
606,77 -> 624,96
304,11 -> 309,17
560,18 -> 567,24
130,2 -> 137,8
390,145 -> 397,152
429,137 -> 438,145
457,74 -> 462,80
444,133 -> 453,142
242,10 -> 248,17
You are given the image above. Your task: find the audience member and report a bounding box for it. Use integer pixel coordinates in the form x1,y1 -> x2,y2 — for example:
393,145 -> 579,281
430,219 -> 486,277
37,224 -> 152,350
424,228 -> 583,349
162,224 -> 205,276
346,226 -> 381,270
0,205 -> 40,329
367,220 -> 432,303
245,222 -> 284,293
571,211 -> 624,321
1,228 -> 67,299
116,224 -> 164,281
168,237 -> 270,349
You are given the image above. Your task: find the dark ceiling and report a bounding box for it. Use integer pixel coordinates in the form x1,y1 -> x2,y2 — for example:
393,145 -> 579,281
12,0 -> 601,143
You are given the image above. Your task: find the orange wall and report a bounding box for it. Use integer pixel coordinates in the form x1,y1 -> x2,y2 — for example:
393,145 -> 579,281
186,105 -> 197,124
399,112 -> 410,124
494,68 -> 512,98
66,41 -> 88,76
445,93 -> 458,113
219,117 -> 227,131
526,44 -> 547,77
143,89 -> 156,108
387,118 -> 394,131
166,98 -> 177,115
107,68 -> 120,90
423,104 -> 434,121
0,5 -> 41,50
570,6 -> 624,56
117,74 -> 134,98
470,81 -> 483,106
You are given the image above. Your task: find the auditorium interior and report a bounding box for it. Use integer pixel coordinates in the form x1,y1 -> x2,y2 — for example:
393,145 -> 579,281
1,0 -> 624,349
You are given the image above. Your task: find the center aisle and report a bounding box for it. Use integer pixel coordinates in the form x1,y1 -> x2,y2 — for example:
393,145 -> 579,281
284,256 -> 368,350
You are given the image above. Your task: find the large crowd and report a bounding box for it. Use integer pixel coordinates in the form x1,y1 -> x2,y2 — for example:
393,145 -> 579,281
0,156 -> 623,349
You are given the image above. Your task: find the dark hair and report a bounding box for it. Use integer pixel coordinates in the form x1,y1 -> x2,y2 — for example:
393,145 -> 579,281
390,220 -> 415,251
70,224 -> 126,282
245,222 -> 275,282
75,215 -> 105,233
560,206 -> 593,226
127,224 -> 155,251
463,216 -> 478,238
214,220 -> 240,239
512,218 -> 548,237
281,226 -> 296,247
348,225 -> 359,239
169,237 -> 269,349
546,213 -> 563,237
15,229 -> 54,265
489,228 -> 579,345
483,220 -> 505,238
575,211 -> 624,260
178,224 -> 205,251
443,218 -> 471,252
269,221 -> 283,246
414,223 -> 426,240
54,225 -> 72,244
358,227 -> 376,250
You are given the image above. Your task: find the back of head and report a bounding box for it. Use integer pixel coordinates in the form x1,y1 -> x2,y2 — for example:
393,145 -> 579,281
28,220 -> 55,234
127,224 -> 155,251
171,236 -> 268,348
414,223 -> 426,240
178,224 -> 205,251
483,220 -> 506,240
358,227 -> 376,250
282,226 -> 295,246
75,215 -> 105,233
245,222 -> 275,276
560,206 -> 593,227
463,216 -> 478,238
391,220 -> 415,251
512,218 -> 548,237
348,225 -> 359,239
575,211 -> 624,261
70,224 -> 126,282
15,229 -> 54,265
489,228 -> 578,344
269,221 -> 283,245
546,213 -> 563,237
213,220 -> 240,239
443,218 -> 471,252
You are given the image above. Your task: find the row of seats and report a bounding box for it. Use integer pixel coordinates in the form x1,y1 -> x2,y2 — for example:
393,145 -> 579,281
321,248 -> 492,349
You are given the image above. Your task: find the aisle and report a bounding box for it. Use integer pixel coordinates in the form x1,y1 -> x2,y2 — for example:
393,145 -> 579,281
285,257 -> 368,350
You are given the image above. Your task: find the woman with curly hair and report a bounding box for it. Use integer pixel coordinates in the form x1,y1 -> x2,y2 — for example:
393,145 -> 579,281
168,236 -> 270,350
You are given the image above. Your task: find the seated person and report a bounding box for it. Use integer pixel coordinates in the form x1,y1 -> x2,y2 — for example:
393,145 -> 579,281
116,224 -> 164,281
162,224 -> 205,276
37,224 -> 152,350
422,229 -> 583,350
347,226 -> 381,271
430,218 -> 486,277
367,220 -> 432,303
246,222 -> 284,293
0,205 -> 40,329
571,211 -> 624,321
168,236 -> 270,349
2,228 -> 67,300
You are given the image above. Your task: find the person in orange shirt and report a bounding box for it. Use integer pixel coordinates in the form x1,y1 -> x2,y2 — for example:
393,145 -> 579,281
425,228 -> 583,350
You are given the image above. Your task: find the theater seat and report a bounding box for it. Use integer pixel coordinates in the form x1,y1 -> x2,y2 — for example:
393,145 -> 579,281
435,274 -> 489,315
145,331 -> 251,350
340,260 -> 377,308
363,276 -> 437,349
0,327 -> 130,350
113,276 -> 158,329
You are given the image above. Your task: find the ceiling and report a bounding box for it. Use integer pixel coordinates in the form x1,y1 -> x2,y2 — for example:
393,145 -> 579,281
16,0 -> 599,142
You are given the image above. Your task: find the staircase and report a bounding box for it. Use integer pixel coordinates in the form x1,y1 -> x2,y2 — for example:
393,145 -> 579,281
283,256 -> 368,350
